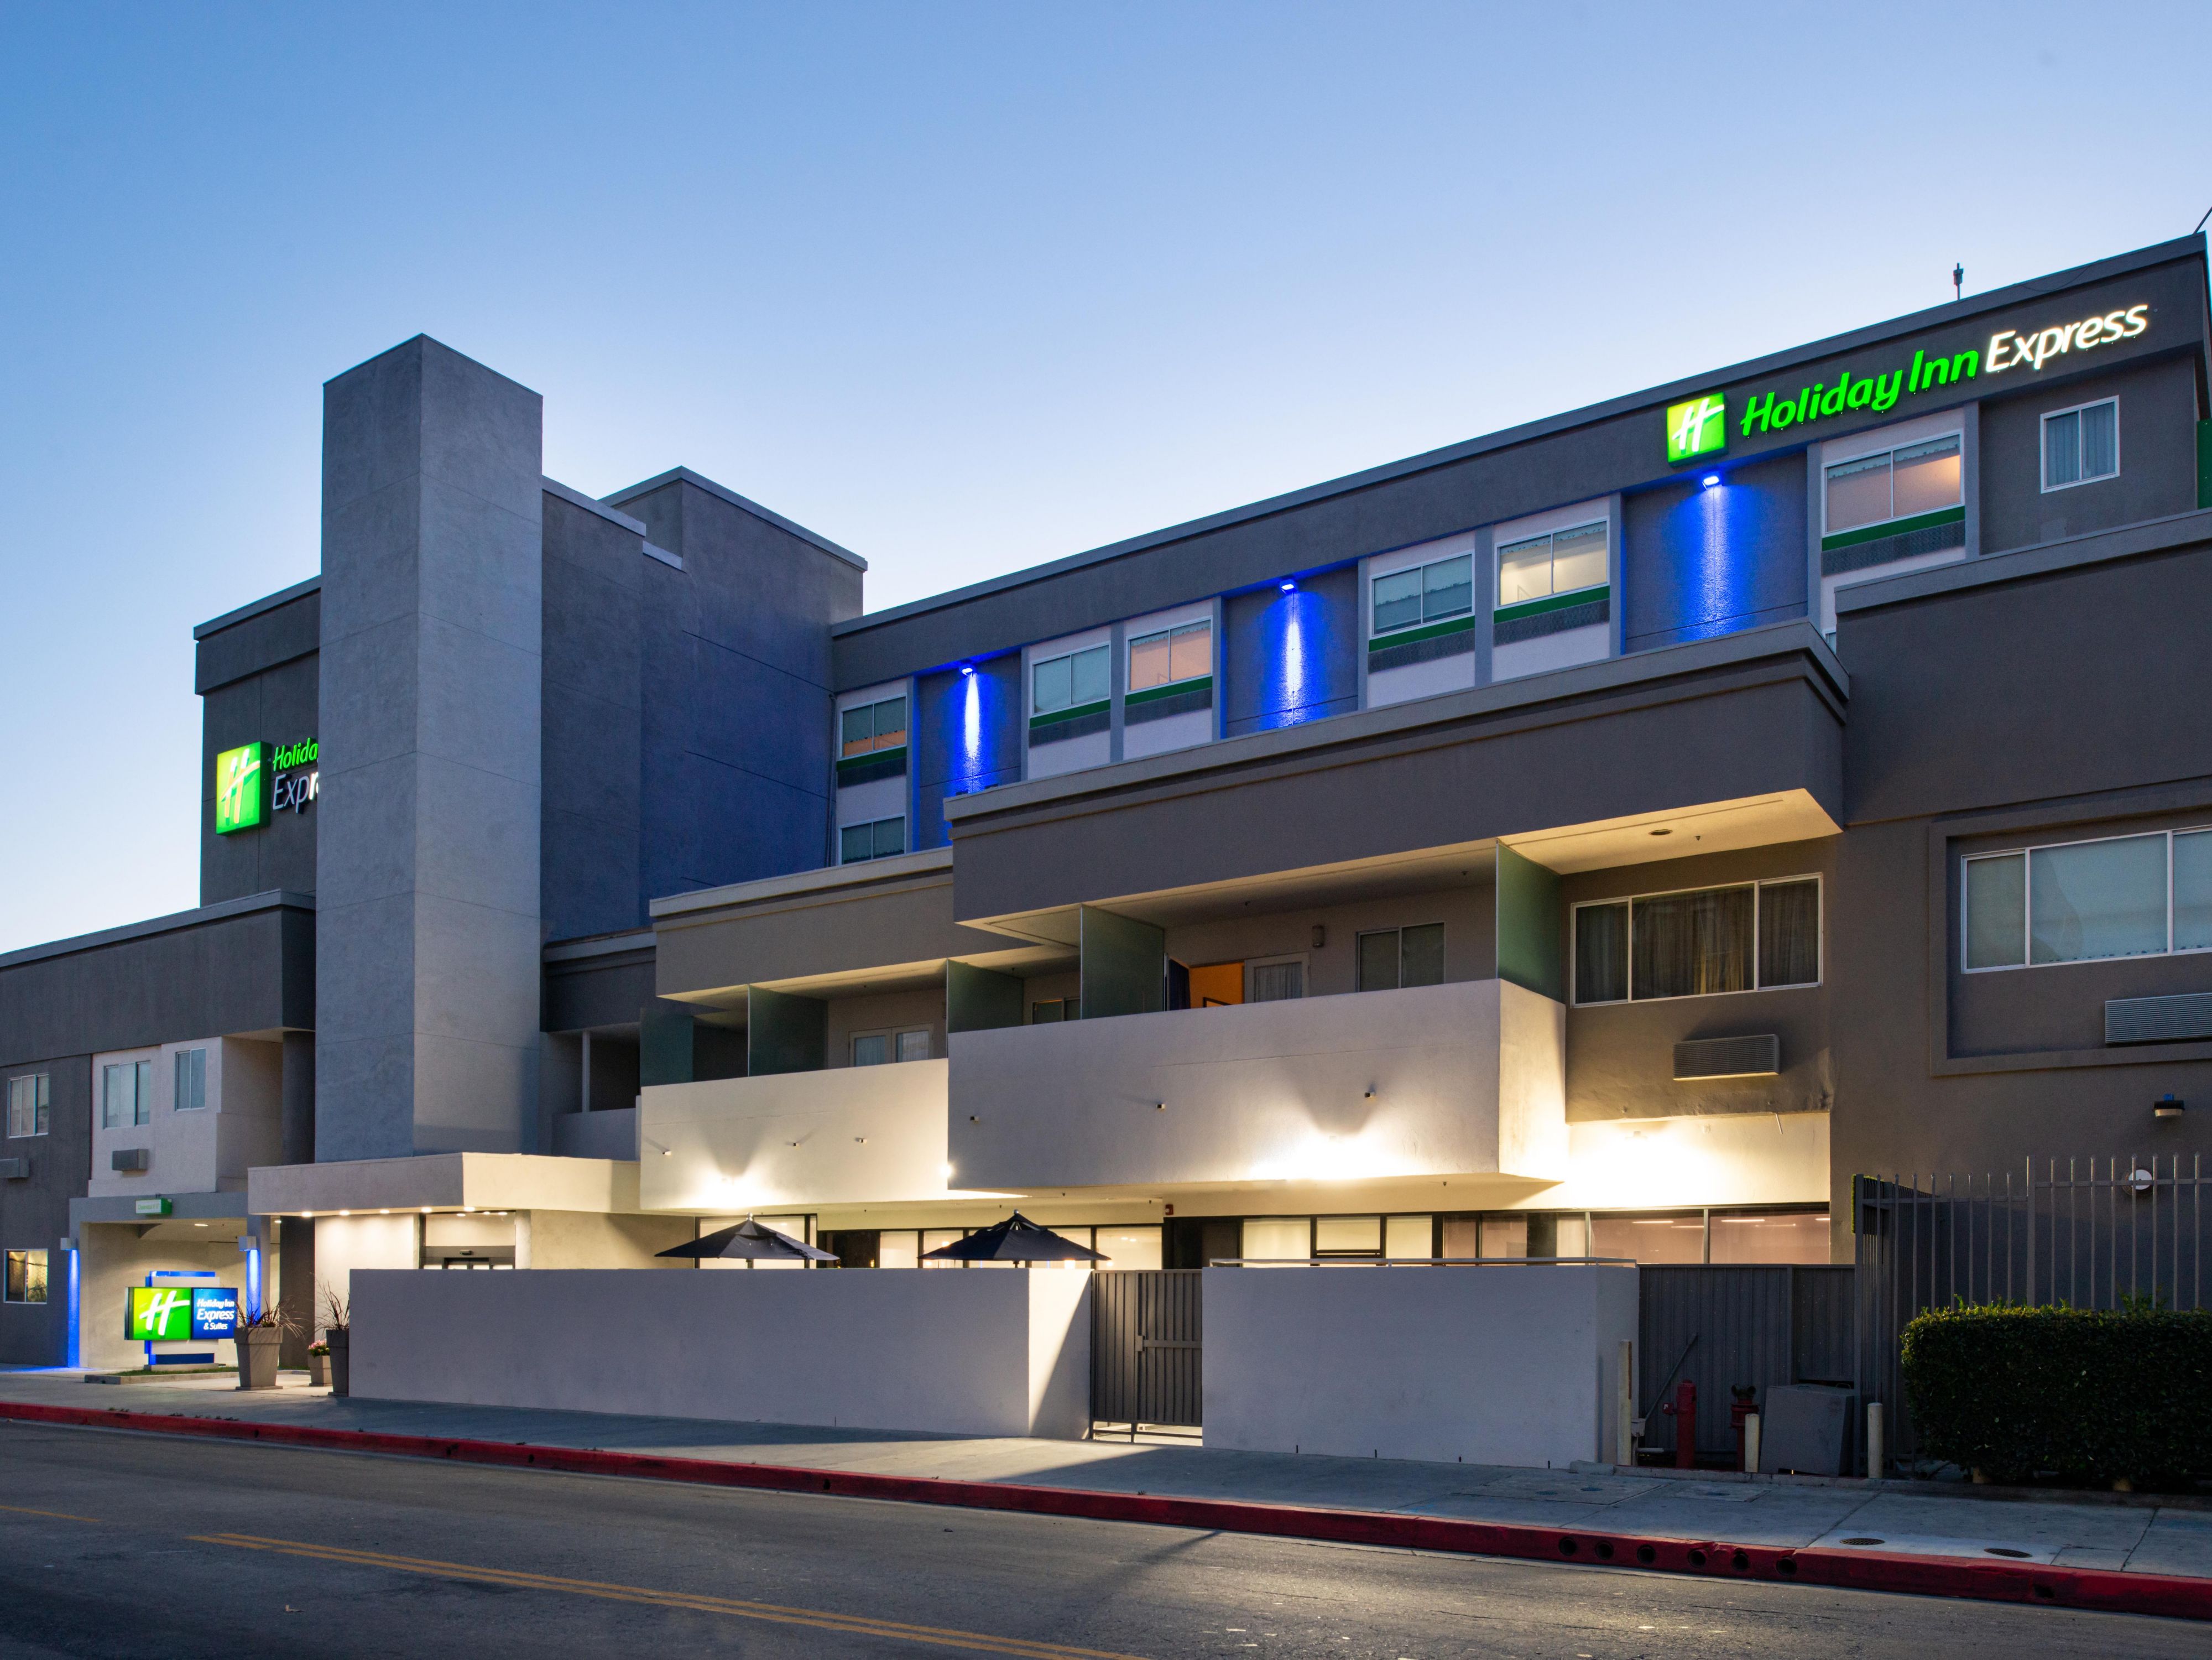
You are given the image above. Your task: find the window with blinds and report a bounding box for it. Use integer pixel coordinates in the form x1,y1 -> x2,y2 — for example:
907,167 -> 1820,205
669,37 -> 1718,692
1573,877 -> 1821,1005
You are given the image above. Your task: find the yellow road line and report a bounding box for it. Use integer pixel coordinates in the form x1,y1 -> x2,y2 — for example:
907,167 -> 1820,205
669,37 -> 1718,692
0,1502 -> 102,1524
193,1532 -> 1147,1660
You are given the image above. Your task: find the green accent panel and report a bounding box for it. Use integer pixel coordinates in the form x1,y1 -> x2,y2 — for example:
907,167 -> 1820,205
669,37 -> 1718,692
1665,393 -> 1726,463
2198,421 -> 2211,511
1123,674 -> 1213,709
1030,698 -> 1112,731
1078,905 -> 1166,1020
747,985 -> 827,1076
1495,844 -> 1563,1002
214,742 -> 268,834
639,1001 -> 696,1087
1819,503 -> 1966,553
1366,613 -> 1475,649
1493,585 -> 1609,628
946,960 -> 1024,1033
836,744 -> 906,779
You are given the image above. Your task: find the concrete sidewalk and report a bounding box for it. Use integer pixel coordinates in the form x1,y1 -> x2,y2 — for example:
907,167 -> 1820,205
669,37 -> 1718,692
7,1367 -> 2209,1580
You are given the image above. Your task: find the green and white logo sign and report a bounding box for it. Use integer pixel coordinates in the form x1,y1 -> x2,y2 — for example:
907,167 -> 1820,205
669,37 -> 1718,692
127,1286 -> 194,1341
215,743 -> 267,835
1665,394 -> 1727,464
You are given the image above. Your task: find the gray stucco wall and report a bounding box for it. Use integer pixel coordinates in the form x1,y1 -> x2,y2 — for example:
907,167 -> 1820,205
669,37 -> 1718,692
1978,353 -> 2201,554
197,587 -> 321,906
0,1052 -> 87,1364
315,336 -> 545,1161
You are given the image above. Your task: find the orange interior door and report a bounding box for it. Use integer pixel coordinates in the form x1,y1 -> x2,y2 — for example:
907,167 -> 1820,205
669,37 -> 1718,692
1187,961 -> 1244,1008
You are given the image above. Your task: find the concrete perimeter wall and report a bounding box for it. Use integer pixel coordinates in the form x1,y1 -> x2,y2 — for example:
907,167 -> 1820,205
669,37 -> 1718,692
1203,1263 -> 1636,1468
351,1267 -> 1093,1438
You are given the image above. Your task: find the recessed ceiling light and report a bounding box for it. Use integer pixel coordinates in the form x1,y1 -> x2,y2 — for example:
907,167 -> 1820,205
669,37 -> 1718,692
1650,828 -> 1673,837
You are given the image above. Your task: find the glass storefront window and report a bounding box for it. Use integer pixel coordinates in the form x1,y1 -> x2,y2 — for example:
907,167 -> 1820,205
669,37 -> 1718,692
1096,1226 -> 1163,1269
1383,1215 -> 1431,1260
1241,1217 -> 1310,1261
1708,1212 -> 1831,1264
1591,1214 -> 1707,1265
1314,1215 -> 1381,1255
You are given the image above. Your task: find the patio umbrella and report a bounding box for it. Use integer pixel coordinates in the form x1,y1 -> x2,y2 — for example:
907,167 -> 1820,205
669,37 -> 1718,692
920,1213 -> 1105,1264
657,1217 -> 838,1266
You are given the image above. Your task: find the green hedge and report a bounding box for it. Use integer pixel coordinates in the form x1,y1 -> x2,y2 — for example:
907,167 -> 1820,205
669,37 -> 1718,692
1902,1305 -> 2212,1485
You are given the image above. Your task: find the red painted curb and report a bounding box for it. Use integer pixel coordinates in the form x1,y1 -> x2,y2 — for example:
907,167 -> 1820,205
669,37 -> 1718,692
6,1399 -> 2204,1622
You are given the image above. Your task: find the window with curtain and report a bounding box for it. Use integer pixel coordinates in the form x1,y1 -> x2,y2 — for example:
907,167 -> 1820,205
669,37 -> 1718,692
101,1059 -> 152,1128
852,1027 -> 931,1066
3,1249 -> 47,1304
174,1048 -> 207,1111
2043,398 -> 2119,491
1965,826 -> 2211,970
1356,924 -> 1445,991
1824,434 -> 1963,535
1032,645 -> 1110,715
1128,620 -> 1212,691
838,816 -> 906,865
1371,552 -> 1474,636
1247,959 -> 1305,1002
1572,878 -> 1821,1003
5,1074 -> 48,1138
1496,521 -> 1608,608
839,695 -> 907,758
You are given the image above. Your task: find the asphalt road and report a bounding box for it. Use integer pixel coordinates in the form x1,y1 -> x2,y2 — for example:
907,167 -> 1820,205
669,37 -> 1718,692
2,1420 -> 2206,1660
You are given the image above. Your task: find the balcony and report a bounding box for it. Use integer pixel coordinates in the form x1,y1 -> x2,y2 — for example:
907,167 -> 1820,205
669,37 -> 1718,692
639,1058 -> 954,1214
948,978 -> 1565,1193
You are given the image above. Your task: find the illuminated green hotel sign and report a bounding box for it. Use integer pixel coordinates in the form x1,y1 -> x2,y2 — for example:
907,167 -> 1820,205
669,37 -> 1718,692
1666,302 -> 2150,462
215,737 -> 319,834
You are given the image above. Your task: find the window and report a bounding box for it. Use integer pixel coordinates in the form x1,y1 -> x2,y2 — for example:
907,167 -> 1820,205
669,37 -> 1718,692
1964,827 -> 2212,971
3,1249 -> 46,1304
2043,398 -> 2119,491
840,696 -> 907,759
1028,998 -> 1071,1023
1371,553 -> 1474,637
838,816 -> 905,865
1246,958 -> 1305,1002
5,1074 -> 49,1138
174,1048 -> 207,1112
1129,620 -> 1212,691
1824,433 -> 1963,535
1032,645 -> 1110,716
1496,521 -> 1607,609
1356,924 -> 1446,991
852,1028 -> 931,1066
1314,1215 -> 1382,1256
101,1059 -> 152,1128
1573,877 -> 1822,1004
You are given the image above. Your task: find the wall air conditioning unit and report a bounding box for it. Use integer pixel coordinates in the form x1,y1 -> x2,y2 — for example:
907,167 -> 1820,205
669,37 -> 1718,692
2106,992 -> 2212,1045
111,1148 -> 151,1173
1673,1034 -> 1781,1080
0,1158 -> 26,1180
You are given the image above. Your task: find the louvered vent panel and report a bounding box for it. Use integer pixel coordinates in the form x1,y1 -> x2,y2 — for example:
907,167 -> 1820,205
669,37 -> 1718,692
1673,1034 -> 1780,1080
2106,992 -> 2212,1045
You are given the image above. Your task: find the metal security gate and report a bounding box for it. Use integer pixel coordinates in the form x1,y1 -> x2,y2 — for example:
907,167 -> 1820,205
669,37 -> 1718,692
1636,1265 -> 1854,1461
1855,1155 -> 2210,1468
1089,1269 -> 1202,1437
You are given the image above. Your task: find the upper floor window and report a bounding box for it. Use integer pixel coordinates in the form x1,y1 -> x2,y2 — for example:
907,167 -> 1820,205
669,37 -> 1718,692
1357,925 -> 1445,991
1247,956 -> 1305,1002
1824,433 -> 1962,536
841,696 -> 907,759
3,1249 -> 46,1305
174,1048 -> 207,1111
1574,877 -> 1821,1005
1032,644 -> 1109,717
1497,521 -> 1606,610
6,1074 -> 49,1138
101,1059 -> 152,1128
839,816 -> 905,866
1964,827 -> 2211,971
1372,554 -> 1473,636
2043,398 -> 2119,491
1129,620 -> 1211,691
852,1028 -> 931,1065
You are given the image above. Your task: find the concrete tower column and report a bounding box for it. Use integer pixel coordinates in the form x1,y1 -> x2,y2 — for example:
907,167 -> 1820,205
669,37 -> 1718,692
314,336 -> 544,1159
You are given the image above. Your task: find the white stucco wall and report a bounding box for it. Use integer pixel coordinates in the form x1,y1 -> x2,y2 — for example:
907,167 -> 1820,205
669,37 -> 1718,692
950,979 -> 1566,1190
1203,1263 -> 1636,1468
350,1267 -> 1093,1438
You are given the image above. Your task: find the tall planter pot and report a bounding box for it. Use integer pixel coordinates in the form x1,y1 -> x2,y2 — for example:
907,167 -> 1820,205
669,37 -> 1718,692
238,1329 -> 283,1390
327,1329 -> 349,1397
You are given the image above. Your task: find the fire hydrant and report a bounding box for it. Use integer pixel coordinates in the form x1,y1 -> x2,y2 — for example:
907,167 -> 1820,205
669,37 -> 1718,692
1730,1386 -> 1759,1472
1660,1378 -> 1697,1469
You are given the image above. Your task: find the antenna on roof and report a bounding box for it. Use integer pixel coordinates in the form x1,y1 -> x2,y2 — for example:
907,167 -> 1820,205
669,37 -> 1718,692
2195,203 -> 2212,235
1952,263 -> 1964,303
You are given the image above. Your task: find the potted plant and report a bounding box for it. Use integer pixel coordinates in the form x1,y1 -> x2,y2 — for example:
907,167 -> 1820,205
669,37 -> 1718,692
236,1304 -> 299,1391
317,1279 -> 351,1397
306,1341 -> 331,1387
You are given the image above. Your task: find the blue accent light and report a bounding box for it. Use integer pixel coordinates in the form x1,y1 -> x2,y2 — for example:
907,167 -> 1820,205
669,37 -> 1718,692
1256,589 -> 1326,731
245,1245 -> 263,1323
958,663 -> 974,676
1279,579 -> 1296,592
65,1247 -> 80,1368
1701,473 -> 1721,488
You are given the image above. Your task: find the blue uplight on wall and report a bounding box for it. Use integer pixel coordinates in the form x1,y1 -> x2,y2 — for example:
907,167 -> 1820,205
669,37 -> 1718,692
1621,450 -> 1809,653
914,654 -> 1021,850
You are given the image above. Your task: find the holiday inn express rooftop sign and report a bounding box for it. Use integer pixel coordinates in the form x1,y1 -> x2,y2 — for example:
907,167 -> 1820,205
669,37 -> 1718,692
214,737 -> 319,834
1665,302 -> 2150,463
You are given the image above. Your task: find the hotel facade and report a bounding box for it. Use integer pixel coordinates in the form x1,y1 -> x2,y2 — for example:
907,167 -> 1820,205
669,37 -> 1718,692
6,236 -> 2211,1369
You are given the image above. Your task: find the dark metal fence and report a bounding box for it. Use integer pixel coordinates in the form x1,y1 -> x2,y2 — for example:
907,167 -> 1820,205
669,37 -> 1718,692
1089,1269 -> 1202,1436
1637,1266 -> 1854,1459
1855,1154 -> 2209,1468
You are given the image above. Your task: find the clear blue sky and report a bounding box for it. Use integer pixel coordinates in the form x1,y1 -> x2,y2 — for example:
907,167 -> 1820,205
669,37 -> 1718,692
3,1 -> 2206,953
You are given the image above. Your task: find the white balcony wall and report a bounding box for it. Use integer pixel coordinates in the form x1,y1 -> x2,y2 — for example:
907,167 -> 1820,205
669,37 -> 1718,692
641,1058 -> 952,1214
950,980 -> 1566,1191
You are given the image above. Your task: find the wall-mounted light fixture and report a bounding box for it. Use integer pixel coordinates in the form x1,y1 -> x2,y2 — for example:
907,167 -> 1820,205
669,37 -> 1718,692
1700,473 -> 1721,490
959,663 -> 974,677
2156,1094 -> 2186,1119
1279,579 -> 1296,592
1312,925 -> 1327,948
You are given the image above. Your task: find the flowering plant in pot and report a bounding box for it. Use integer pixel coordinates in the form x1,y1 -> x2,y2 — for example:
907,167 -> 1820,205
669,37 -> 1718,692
306,1340 -> 331,1388
317,1280 -> 351,1397
236,1304 -> 300,1391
